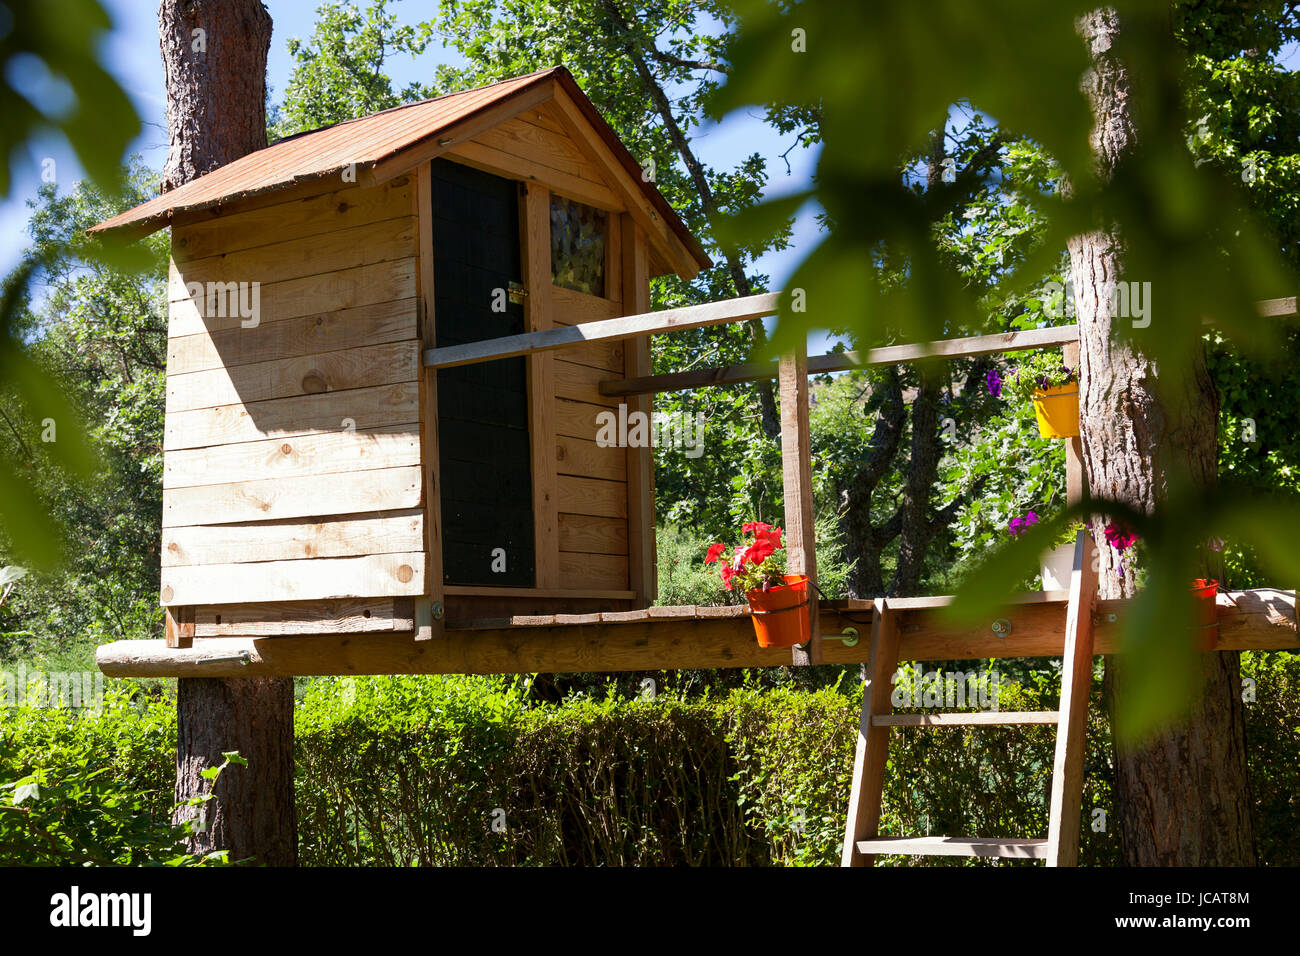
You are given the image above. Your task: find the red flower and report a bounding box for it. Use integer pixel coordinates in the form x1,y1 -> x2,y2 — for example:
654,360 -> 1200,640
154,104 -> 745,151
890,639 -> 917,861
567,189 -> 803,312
742,521 -> 771,535
745,526 -> 783,565
721,563 -> 736,591
704,542 -> 726,564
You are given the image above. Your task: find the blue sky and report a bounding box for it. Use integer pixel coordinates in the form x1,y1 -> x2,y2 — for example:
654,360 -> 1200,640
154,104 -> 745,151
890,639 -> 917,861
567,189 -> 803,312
0,0 -> 821,306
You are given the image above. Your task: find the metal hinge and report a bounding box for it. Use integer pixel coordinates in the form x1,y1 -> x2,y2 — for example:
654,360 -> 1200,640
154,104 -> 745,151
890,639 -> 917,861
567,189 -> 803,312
508,281 -> 528,305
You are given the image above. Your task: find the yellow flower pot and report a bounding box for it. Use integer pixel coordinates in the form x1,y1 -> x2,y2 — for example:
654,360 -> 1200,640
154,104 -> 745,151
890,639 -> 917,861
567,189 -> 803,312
1033,385 -> 1079,439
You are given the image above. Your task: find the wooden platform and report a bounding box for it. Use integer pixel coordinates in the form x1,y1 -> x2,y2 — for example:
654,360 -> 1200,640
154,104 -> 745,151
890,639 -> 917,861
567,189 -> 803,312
96,588 -> 1296,678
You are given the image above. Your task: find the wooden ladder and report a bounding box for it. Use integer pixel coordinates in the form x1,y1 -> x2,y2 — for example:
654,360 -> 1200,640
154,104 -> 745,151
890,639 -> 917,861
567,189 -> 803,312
841,529 -> 1099,867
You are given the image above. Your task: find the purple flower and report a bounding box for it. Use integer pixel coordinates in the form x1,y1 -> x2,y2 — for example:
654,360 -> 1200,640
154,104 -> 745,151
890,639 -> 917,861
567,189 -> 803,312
986,369 -> 1003,398
1008,510 -> 1039,537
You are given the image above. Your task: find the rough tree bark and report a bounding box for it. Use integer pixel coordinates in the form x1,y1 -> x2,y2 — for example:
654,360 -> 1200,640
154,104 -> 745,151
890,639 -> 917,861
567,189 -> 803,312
1069,8 -> 1255,865
159,0 -> 295,866
159,0 -> 272,191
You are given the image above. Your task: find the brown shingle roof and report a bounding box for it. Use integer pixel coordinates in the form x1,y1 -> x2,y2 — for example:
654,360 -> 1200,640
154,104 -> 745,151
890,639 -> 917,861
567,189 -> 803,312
89,67 -> 710,273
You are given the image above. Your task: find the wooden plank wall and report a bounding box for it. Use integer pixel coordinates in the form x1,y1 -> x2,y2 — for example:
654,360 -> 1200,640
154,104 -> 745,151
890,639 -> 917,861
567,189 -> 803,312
551,284 -> 631,592
161,175 -> 425,609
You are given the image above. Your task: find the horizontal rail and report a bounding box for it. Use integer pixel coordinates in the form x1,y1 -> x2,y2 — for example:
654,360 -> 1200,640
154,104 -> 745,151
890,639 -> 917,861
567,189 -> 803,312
601,324 -> 1081,396
1258,295 -> 1298,317
423,292 -> 779,370
596,294 -> 1297,397
96,588 -> 1295,677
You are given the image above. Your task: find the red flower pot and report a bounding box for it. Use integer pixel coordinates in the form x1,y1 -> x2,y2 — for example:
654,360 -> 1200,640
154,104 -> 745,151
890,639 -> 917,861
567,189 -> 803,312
1192,578 -> 1219,651
746,574 -> 811,648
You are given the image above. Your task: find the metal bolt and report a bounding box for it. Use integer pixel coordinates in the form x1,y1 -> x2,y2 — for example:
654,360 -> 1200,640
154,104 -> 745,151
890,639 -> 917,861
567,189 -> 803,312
991,618 -> 1012,638
195,652 -> 250,666
431,601 -> 445,621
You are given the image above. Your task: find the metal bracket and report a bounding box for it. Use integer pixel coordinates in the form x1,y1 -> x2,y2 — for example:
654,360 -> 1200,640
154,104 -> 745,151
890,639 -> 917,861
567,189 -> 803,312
820,626 -> 860,648
195,652 -> 250,667
991,618 -> 1012,638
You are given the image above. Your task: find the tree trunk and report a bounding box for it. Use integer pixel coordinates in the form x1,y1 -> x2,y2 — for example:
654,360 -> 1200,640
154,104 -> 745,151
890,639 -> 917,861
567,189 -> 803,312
1069,7 -> 1255,865
159,0 -> 273,192
159,0 -> 294,866
175,678 -> 296,865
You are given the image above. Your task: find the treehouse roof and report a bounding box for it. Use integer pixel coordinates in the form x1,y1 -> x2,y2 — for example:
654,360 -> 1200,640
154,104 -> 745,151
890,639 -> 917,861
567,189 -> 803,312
89,66 -> 711,275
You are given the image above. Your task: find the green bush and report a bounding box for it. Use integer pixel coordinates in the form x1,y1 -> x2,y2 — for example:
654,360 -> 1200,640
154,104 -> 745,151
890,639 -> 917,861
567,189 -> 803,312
3,654 -> 1297,866
0,686 -> 228,865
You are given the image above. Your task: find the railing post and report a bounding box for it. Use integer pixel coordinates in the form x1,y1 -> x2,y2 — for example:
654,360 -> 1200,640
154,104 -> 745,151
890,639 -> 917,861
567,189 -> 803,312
780,343 -> 820,665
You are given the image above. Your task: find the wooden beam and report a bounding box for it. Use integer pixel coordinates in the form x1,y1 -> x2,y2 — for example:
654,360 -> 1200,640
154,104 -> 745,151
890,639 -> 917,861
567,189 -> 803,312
96,588 -> 1295,677
415,163 -> 444,641
621,215 -> 656,605
1046,530 -> 1099,867
423,293 -> 779,369
1257,296 -> 1298,317
780,346 -> 819,665
873,711 -> 1060,726
600,324 -> 1082,396
1062,342 -> 1086,507
841,599 -> 902,866
523,182 -> 559,589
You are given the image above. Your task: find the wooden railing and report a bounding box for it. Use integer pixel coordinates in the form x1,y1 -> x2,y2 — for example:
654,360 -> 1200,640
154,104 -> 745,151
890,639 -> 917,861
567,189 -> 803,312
418,291 -> 1296,666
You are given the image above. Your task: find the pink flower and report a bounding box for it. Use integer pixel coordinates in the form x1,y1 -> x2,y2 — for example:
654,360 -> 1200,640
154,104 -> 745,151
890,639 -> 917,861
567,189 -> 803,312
1008,511 -> 1039,537
1104,522 -> 1137,552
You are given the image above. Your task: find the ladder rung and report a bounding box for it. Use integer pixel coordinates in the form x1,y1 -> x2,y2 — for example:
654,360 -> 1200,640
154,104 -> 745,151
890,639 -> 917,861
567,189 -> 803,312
856,836 -> 1048,859
873,711 -> 1060,727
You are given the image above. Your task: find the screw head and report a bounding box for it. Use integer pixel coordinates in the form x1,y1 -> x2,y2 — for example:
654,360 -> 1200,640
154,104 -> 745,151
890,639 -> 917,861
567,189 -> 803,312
992,618 -> 1012,637
431,602 -> 445,621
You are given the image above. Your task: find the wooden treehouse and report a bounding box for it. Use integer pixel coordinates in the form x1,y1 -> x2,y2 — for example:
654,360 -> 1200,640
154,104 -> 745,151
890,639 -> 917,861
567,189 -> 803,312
91,67 -> 1298,867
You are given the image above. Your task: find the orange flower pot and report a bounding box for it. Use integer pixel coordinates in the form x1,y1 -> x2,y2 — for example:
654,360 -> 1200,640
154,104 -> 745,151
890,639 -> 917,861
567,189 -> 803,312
746,574 -> 811,648
1033,385 -> 1080,439
1192,578 -> 1220,651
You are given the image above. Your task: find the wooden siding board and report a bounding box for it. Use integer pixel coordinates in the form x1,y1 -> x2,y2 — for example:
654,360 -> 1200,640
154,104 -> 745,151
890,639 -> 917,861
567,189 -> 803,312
161,551 -> 426,606
163,510 -> 424,567
163,382 -> 420,451
166,340 -> 419,413
163,424 -> 421,489
162,466 -> 422,527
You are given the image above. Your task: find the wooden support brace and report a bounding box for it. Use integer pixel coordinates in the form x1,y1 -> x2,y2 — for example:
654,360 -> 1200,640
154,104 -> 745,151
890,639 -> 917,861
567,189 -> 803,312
416,162 -> 445,641
841,599 -> 902,866
1045,529 -> 1099,867
780,345 -> 819,665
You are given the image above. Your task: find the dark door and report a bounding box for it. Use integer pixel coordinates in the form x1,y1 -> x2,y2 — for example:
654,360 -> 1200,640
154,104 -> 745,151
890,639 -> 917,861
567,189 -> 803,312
429,159 -> 535,587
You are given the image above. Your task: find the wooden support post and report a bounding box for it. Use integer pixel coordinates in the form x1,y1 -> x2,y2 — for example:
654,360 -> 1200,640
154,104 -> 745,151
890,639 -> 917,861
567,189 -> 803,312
523,182 -> 558,589
621,215 -> 656,606
164,606 -> 194,648
841,599 -> 901,865
415,162 -> 445,640
780,345 -> 820,665
1063,342 -> 1085,509
1046,529 -> 1099,866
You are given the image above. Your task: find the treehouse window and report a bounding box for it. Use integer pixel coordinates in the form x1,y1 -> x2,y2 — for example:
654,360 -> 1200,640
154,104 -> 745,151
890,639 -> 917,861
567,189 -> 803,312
550,194 -> 607,297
